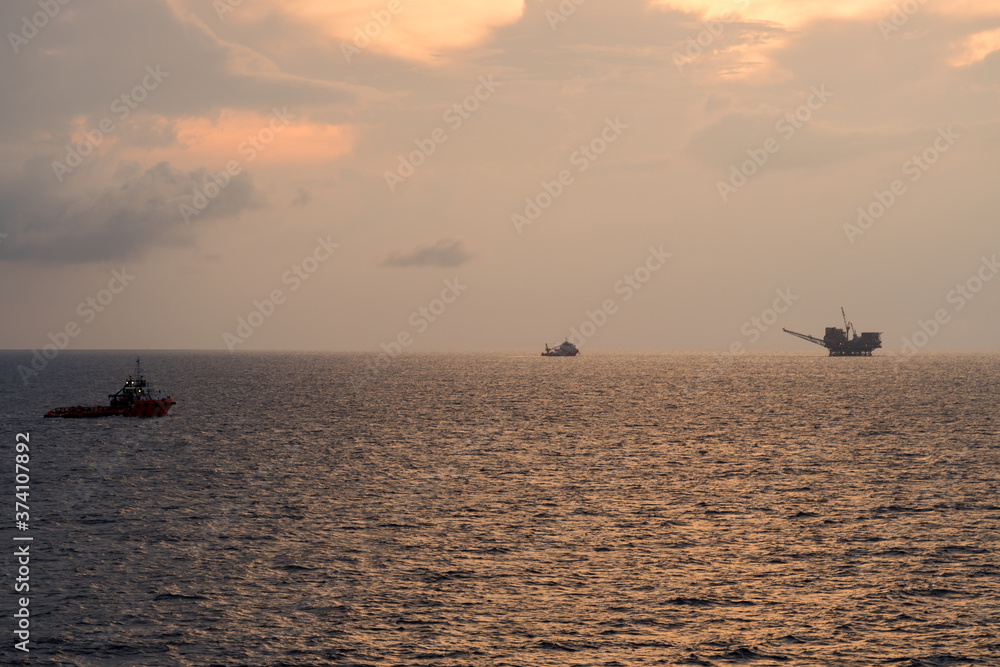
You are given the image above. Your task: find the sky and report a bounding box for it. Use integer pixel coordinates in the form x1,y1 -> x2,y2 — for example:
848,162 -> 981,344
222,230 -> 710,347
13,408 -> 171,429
1,0 -> 999,353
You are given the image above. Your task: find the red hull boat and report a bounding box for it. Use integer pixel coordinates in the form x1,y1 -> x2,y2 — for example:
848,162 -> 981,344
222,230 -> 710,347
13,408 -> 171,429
44,358 -> 175,419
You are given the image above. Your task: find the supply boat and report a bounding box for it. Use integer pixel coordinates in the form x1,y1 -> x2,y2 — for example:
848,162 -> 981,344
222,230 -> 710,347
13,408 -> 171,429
541,341 -> 580,357
44,358 -> 176,418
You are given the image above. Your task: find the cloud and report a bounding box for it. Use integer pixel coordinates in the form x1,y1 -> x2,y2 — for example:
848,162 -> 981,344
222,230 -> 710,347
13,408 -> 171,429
380,238 -> 475,268
184,0 -> 525,64
0,160 -> 263,263
655,0 -> 1000,28
0,0 -> 362,144
291,187 -> 312,207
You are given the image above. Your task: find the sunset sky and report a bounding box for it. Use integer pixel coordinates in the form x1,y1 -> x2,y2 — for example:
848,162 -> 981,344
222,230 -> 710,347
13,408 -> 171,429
2,0 -> 999,352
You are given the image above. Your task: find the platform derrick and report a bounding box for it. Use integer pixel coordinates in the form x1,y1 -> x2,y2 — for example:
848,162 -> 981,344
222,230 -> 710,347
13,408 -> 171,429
783,308 -> 882,356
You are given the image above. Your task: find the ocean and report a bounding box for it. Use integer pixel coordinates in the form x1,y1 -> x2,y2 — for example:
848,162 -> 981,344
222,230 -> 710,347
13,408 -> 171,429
1,350 -> 998,666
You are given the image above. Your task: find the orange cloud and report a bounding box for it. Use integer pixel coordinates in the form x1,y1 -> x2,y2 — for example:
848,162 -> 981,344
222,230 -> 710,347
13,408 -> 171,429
657,0 -> 1000,76
656,0 -> 888,26
122,110 -> 354,169
223,0 -> 524,63
656,0 -> 1000,26
950,27 -> 1000,66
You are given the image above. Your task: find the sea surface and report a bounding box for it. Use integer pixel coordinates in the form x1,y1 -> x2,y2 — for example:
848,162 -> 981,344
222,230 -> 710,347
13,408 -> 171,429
0,350 -> 998,666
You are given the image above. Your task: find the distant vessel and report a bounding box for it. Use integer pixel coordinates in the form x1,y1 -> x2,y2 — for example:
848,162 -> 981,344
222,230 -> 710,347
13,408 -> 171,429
542,341 -> 579,357
44,358 -> 176,418
783,308 -> 882,356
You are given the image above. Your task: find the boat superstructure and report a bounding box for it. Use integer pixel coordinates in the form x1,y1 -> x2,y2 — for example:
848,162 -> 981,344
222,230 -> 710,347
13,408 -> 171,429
541,341 -> 580,357
44,357 -> 176,418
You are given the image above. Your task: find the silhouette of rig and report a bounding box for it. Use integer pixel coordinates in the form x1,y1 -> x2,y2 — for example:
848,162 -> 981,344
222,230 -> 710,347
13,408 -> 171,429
784,308 -> 882,356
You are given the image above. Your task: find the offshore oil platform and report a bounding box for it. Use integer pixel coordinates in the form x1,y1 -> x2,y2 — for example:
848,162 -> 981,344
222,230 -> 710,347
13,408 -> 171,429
783,308 -> 882,356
